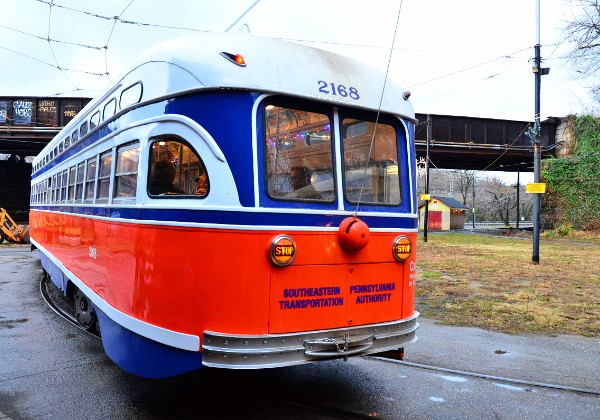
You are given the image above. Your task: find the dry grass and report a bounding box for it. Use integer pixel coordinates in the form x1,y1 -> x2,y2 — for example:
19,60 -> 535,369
416,232 -> 600,337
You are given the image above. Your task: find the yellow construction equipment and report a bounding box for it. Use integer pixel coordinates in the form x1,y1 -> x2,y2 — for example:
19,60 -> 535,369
0,208 -> 29,244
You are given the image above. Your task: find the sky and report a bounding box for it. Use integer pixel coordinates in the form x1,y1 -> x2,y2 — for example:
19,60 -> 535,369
1,0 -> 594,183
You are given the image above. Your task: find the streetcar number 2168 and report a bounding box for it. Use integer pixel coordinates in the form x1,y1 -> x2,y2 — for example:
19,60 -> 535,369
318,81 -> 360,100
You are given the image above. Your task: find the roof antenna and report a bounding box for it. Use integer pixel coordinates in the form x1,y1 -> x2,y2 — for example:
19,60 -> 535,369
225,0 -> 261,32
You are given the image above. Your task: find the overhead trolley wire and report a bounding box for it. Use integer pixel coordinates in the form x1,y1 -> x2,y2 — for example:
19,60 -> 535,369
4,1 -> 579,110
405,46 -> 531,89
0,24 -> 104,50
412,60 -> 529,104
354,0 -> 404,216
32,0 -> 211,33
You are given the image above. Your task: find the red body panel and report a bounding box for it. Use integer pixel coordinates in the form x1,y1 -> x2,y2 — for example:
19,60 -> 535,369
30,210 -> 416,344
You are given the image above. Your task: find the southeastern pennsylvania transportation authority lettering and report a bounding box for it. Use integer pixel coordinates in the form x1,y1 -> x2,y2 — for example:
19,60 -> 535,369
279,283 -> 396,309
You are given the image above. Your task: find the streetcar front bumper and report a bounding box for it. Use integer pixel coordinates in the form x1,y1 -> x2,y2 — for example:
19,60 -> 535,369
201,313 -> 419,369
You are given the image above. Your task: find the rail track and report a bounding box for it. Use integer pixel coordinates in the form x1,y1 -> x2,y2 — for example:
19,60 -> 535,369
41,274 -> 600,407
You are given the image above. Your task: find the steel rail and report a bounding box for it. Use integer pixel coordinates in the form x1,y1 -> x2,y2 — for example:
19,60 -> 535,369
42,275 -> 599,401
368,356 -> 600,396
39,275 -> 100,339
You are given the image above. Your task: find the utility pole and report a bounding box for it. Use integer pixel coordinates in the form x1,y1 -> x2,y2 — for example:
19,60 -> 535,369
516,172 -> 520,229
423,115 -> 431,242
472,175 -> 476,229
528,0 -> 549,264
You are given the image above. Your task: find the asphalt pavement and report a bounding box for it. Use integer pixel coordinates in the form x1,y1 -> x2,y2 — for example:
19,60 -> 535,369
407,318 -> 600,393
1,244 -> 598,419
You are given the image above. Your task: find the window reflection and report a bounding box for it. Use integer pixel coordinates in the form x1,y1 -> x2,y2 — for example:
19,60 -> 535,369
264,104 -> 334,202
342,119 -> 401,205
114,143 -> 140,200
97,152 -> 113,202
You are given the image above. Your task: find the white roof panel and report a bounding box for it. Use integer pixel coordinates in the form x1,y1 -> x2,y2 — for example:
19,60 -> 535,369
130,32 -> 414,119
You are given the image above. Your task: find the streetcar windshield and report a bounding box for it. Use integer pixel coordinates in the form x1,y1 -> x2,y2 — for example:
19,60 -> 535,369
262,101 -> 402,206
264,104 -> 335,202
342,119 -> 401,206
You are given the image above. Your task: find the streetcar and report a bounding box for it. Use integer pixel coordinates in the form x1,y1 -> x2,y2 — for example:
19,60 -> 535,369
29,32 -> 419,378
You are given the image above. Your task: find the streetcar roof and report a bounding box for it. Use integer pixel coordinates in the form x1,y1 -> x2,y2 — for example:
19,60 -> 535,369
135,32 -> 414,118
34,32 -> 414,166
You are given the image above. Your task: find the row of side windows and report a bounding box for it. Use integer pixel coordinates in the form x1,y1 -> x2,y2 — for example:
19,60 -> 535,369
31,138 -> 209,205
30,142 -> 140,206
33,83 -> 143,173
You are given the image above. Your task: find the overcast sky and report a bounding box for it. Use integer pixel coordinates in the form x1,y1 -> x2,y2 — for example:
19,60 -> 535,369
1,0 -> 592,118
1,0 -> 592,183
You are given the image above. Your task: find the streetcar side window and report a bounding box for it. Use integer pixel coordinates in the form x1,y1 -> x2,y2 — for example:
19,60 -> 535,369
90,111 -> 100,130
113,142 -> 140,201
148,139 -> 208,198
80,121 -> 89,138
51,174 -> 56,203
104,98 -> 116,120
120,82 -> 142,109
263,104 -> 334,202
68,166 -> 76,202
341,119 -> 401,206
61,170 -> 68,203
84,157 -> 98,203
55,172 -> 62,204
97,151 -> 113,203
75,162 -> 85,203
43,179 -> 48,204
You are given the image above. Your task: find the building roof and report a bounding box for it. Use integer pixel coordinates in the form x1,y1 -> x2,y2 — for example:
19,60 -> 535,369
418,196 -> 470,210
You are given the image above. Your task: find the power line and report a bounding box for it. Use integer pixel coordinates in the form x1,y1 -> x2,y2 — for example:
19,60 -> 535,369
405,46 -> 531,89
0,24 -> 104,50
32,0 -> 210,33
412,60 -> 528,104
3,1 -> 580,105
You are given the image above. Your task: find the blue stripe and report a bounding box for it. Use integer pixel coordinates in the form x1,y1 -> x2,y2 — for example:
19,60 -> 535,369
31,206 -> 418,229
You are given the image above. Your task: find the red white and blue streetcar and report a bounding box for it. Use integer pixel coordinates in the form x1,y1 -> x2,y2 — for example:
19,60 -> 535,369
30,32 -> 419,378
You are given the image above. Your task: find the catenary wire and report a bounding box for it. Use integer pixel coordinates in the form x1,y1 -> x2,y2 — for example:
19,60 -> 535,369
354,0 -> 403,217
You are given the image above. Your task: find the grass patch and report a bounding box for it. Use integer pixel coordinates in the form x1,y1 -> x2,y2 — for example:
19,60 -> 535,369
416,232 -> 600,337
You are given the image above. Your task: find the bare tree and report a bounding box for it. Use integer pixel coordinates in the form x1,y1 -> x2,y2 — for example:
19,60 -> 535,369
563,0 -> 600,104
518,185 -> 534,221
457,170 -> 476,206
484,185 -> 517,226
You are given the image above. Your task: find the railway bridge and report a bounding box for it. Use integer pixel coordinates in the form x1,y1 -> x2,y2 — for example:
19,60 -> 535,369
0,96 -> 558,222
414,113 -> 558,173
0,97 -> 90,221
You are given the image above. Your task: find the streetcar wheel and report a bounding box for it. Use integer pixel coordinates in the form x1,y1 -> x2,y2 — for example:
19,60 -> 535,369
74,288 -> 97,331
0,230 -> 6,244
